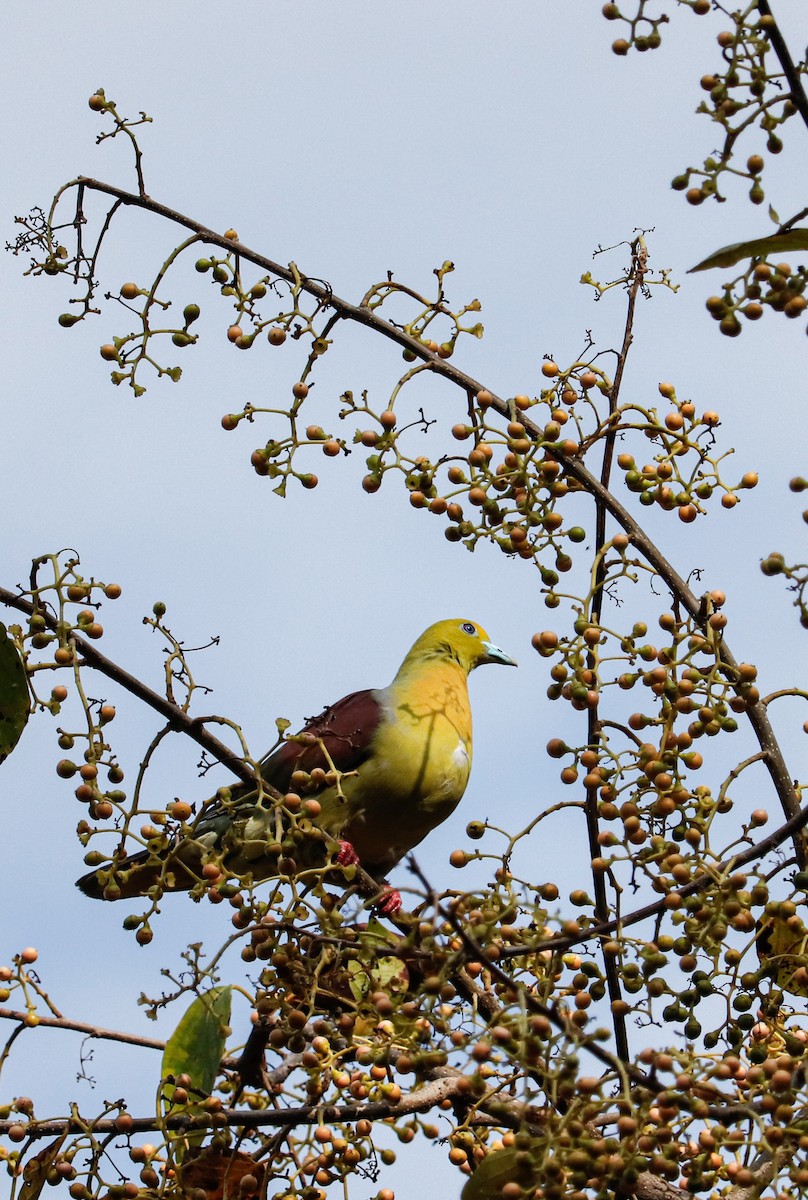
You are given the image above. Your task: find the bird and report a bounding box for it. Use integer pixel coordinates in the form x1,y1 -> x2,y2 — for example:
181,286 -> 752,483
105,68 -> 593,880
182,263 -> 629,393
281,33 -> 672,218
76,619 -> 516,911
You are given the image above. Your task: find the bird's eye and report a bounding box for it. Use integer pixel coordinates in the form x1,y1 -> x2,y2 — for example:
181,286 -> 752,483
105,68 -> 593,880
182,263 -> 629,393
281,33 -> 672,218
461,622 -> 476,635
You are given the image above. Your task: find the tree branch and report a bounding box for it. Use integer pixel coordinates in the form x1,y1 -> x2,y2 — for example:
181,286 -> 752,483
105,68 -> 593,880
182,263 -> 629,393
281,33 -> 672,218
758,1 -> 808,134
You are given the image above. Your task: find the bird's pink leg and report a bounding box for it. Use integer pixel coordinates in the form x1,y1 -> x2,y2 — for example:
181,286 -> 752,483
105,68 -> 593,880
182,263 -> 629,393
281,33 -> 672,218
374,887 -> 402,917
336,840 -> 360,867
335,842 -> 401,915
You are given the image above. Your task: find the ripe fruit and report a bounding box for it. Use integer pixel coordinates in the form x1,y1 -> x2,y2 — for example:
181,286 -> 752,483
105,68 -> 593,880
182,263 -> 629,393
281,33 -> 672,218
120,283 -> 139,300
99,344 -> 118,361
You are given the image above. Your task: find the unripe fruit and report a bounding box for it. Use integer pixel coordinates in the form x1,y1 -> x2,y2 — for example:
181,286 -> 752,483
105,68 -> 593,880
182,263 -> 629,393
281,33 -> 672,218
88,94 -> 105,111
58,313 -> 80,327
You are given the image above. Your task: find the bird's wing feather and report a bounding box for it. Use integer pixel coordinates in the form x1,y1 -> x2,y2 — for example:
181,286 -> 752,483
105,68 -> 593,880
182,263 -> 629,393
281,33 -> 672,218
258,688 -> 385,790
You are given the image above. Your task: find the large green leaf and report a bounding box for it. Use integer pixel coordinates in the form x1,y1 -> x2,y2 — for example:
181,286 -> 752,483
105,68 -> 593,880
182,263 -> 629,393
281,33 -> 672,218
0,623 -> 29,764
689,228 -> 808,273
161,984 -> 232,1147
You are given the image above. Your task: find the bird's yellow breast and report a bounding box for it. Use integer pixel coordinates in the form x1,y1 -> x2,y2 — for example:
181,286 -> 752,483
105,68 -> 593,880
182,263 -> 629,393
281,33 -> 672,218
336,661 -> 474,871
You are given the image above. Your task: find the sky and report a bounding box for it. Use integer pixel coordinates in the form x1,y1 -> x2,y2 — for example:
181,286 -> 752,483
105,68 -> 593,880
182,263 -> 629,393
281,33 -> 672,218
1,4 -> 806,1198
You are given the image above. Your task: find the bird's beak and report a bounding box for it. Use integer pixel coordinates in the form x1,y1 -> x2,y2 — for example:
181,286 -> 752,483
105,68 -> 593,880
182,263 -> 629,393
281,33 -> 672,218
479,641 -> 518,668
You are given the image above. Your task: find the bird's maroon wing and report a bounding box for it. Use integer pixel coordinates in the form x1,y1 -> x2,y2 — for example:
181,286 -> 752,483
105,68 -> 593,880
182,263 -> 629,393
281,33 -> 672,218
258,688 -> 385,792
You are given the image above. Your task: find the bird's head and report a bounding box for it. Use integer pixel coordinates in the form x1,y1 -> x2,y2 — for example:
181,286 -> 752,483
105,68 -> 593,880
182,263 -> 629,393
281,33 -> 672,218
402,619 -> 517,676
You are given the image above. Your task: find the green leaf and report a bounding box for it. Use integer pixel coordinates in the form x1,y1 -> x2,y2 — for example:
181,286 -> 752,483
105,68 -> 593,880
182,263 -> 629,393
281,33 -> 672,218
0,623 -> 29,764
19,1134 -> 68,1199
161,985 -> 231,1148
689,228 -> 808,273
461,1146 -> 537,1200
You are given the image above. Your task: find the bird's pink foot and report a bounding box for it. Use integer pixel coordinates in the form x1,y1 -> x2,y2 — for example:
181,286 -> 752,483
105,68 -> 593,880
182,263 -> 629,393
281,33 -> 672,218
336,840 -> 360,867
374,887 -> 402,917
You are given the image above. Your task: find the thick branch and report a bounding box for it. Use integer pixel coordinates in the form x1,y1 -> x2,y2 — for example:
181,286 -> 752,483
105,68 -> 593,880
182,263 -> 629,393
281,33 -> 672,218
0,585 -> 256,787
0,1064 -> 501,1140
0,1007 -> 164,1052
758,1 -> 808,133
